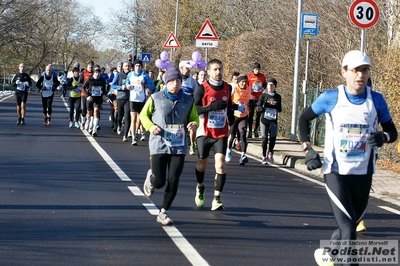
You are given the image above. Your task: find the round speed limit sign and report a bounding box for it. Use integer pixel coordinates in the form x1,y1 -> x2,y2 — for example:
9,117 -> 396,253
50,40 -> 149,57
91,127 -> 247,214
349,0 -> 380,29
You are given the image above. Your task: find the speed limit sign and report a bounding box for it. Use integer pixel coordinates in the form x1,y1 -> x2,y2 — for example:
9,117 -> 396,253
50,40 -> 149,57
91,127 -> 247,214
349,0 -> 380,29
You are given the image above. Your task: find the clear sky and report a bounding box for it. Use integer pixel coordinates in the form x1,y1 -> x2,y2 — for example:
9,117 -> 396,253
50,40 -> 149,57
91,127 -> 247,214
78,0 -> 123,23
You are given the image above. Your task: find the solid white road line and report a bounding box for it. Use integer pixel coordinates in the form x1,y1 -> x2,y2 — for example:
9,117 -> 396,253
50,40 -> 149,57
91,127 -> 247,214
378,206 -> 400,215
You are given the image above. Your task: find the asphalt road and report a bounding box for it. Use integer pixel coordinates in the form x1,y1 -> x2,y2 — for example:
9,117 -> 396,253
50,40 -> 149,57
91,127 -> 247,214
1,92 -> 399,265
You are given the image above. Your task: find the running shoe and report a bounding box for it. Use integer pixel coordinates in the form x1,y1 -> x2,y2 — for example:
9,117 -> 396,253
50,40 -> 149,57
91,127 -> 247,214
239,154 -> 249,165
140,132 -> 146,141
43,117 -> 48,126
74,122 -> 80,128
20,118 -> 25,125
189,145 -> 195,155
47,116 -> 51,125
122,136 -> 128,142
262,157 -> 268,164
356,220 -> 366,232
117,126 -> 122,135
253,128 -> 259,138
131,136 -> 138,146
314,248 -> 334,266
157,209 -> 173,226
211,197 -> 224,211
92,130 -> 97,137
69,121 -> 74,128
225,149 -> 232,162
143,169 -> 154,197
247,131 -> 252,138
195,185 -> 205,208
16,117 -> 21,125
268,152 -> 274,163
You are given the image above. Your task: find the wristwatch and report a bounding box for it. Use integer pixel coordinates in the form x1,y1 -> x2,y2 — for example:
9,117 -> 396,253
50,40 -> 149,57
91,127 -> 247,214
301,142 -> 312,151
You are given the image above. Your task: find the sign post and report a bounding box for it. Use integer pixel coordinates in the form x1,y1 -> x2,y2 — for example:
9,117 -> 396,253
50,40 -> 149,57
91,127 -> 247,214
349,0 -> 380,52
300,13 -> 319,109
196,20 -> 219,62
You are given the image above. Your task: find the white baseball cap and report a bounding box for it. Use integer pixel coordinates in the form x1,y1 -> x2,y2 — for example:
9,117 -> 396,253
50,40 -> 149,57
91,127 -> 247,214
179,60 -> 192,68
342,50 -> 372,69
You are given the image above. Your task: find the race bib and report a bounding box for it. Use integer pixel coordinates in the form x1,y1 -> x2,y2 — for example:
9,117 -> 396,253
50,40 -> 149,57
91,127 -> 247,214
235,102 -> 247,115
17,83 -> 25,91
264,108 -> 277,120
252,82 -> 262,92
208,110 -> 227,128
130,76 -> 144,92
164,124 -> 185,147
92,86 -> 102,96
337,126 -> 368,161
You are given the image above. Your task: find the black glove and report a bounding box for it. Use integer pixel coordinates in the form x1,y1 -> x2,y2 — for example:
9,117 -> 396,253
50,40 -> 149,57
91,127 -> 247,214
367,132 -> 387,147
232,103 -> 239,110
210,100 -> 227,111
305,148 -> 322,171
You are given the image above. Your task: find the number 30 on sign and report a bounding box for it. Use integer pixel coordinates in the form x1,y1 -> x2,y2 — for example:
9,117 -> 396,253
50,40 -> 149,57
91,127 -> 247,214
349,0 -> 380,29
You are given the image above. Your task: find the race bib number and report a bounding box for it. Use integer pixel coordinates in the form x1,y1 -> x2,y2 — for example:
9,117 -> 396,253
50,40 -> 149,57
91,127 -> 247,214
164,124 -> 185,147
208,110 -> 227,128
252,82 -> 262,93
92,86 -> 102,96
338,126 -> 368,161
235,102 -> 247,115
131,76 -> 144,91
264,108 -> 277,120
17,83 -> 25,91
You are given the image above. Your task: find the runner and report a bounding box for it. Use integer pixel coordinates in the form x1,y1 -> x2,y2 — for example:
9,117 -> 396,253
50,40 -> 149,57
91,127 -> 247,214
226,74 -> 251,165
36,64 -> 60,125
11,62 -> 32,125
67,67 -> 82,128
247,62 -> 267,138
81,67 -> 107,137
111,61 -> 130,138
256,78 -> 282,164
193,59 -> 235,211
126,59 -> 155,145
298,51 -> 398,265
79,60 -> 94,130
140,68 -> 199,225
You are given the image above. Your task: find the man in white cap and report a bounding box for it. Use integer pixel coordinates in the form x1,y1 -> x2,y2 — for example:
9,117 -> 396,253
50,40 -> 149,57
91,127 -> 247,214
179,60 -> 199,155
298,50 -> 398,265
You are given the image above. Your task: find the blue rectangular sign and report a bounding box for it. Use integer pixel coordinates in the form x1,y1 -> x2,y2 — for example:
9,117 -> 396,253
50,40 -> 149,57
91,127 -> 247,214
141,53 -> 151,63
301,13 -> 319,40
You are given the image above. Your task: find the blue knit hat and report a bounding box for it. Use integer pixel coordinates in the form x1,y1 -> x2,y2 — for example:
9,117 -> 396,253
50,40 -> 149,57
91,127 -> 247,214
164,68 -> 182,84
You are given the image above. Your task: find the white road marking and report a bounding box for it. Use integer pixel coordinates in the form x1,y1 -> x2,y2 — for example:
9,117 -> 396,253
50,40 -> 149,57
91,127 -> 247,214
75,120 -> 209,265
379,206 -> 400,215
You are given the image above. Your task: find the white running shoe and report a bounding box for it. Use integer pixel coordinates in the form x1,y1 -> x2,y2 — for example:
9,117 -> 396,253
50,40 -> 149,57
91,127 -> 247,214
143,169 -> 154,197
157,209 -> 173,226
314,248 -> 334,266
225,149 -> 232,162
140,132 -> 146,141
69,121 -> 74,128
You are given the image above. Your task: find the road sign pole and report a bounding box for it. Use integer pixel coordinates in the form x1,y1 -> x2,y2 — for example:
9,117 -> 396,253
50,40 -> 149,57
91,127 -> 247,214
291,0 -> 303,141
361,29 -> 365,53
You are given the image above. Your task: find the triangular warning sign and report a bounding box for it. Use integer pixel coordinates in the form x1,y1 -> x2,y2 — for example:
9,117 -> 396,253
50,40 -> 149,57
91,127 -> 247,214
163,33 -> 181,48
196,19 -> 219,40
